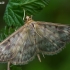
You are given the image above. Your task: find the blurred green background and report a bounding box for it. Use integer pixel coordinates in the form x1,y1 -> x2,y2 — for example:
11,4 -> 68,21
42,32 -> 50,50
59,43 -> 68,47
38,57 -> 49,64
0,0 -> 70,70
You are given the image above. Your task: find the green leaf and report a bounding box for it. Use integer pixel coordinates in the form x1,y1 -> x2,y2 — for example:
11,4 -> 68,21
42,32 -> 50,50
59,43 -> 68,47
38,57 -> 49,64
4,3 -> 24,26
4,0 -> 49,26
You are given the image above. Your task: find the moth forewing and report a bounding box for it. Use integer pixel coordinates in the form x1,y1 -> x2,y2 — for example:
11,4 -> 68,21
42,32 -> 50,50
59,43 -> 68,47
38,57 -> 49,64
35,21 -> 70,55
0,23 -> 31,61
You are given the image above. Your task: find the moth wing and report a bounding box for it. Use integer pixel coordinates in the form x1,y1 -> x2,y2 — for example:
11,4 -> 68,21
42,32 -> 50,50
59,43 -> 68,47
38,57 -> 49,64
10,25 -> 36,65
35,21 -> 70,55
0,25 -> 36,64
0,33 -> 22,62
0,26 -> 26,62
11,34 -> 36,65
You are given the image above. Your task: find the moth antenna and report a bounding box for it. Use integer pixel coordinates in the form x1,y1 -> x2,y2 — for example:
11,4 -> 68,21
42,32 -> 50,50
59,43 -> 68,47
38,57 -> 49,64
23,9 -> 25,20
7,61 -> 10,70
37,54 -> 41,62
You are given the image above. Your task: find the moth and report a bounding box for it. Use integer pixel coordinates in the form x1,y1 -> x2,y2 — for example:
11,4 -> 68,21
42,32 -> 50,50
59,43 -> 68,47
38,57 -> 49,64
0,16 -> 70,70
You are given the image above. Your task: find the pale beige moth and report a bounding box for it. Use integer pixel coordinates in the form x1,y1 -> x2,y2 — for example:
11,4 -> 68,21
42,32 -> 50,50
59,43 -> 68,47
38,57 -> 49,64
0,16 -> 70,70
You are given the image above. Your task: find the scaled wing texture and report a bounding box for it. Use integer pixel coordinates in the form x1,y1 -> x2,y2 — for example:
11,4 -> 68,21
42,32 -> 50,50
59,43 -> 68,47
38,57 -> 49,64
0,18 -> 70,65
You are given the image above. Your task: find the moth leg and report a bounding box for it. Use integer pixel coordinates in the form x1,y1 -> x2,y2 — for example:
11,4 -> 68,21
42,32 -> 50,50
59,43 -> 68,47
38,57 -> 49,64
42,53 -> 45,58
37,54 -> 41,62
7,61 -> 10,70
36,48 -> 41,62
33,30 -> 41,62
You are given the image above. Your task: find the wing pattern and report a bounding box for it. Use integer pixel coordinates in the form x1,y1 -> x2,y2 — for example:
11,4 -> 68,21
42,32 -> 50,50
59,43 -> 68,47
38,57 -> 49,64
11,31 -> 37,65
0,20 -> 70,65
35,22 -> 70,55
0,25 -> 37,65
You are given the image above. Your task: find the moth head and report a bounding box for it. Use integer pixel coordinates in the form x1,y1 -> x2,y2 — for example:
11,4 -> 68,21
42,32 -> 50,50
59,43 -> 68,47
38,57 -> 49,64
25,16 -> 36,25
25,16 -> 32,22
